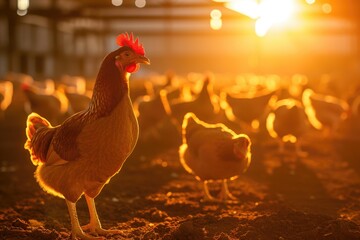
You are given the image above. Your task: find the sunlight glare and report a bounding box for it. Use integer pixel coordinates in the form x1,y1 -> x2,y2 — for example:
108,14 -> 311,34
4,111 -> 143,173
255,18 -> 271,37
259,0 -> 296,24
225,0 -> 259,19
305,0 -> 315,4
224,0 -> 298,36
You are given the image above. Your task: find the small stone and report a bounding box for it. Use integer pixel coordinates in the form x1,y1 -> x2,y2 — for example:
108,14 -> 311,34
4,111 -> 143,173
12,218 -> 28,229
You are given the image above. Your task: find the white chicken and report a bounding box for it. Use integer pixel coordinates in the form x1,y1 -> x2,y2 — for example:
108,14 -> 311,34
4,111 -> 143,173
179,112 -> 251,202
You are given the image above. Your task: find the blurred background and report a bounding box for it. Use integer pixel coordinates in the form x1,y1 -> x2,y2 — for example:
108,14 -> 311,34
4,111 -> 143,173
1,1 -> 360,239
0,0 -> 359,78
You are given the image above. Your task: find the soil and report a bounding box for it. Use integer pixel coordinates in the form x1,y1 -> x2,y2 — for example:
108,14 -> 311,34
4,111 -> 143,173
1,96 -> 360,240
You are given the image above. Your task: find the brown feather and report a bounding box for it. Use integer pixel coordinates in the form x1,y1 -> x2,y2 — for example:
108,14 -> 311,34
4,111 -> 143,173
25,113 -> 57,165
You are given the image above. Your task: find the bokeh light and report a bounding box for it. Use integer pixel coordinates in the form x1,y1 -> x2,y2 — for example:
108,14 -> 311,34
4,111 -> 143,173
305,0 -> 315,5
210,18 -> 222,30
17,9 -> 27,16
17,0 -> 29,10
210,9 -> 222,19
135,0 -> 146,8
111,0 -> 123,7
322,3 -> 332,14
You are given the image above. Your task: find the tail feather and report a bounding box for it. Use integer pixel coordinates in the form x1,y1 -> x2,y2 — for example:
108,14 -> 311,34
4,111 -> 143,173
25,113 -> 56,165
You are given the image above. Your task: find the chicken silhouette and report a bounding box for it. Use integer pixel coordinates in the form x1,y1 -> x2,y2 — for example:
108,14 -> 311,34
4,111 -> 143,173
24,33 -> 150,240
179,112 -> 251,202
165,76 -> 220,126
60,76 -> 92,114
221,88 -> 277,133
302,88 -> 349,137
0,81 -> 13,119
266,98 -> 309,157
21,80 -> 69,124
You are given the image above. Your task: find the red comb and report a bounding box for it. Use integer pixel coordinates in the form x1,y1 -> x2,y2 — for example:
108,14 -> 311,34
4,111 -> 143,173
116,32 -> 145,56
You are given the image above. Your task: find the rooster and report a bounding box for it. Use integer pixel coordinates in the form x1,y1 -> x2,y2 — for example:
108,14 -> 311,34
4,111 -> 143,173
179,112 -> 251,202
24,33 -> 150,240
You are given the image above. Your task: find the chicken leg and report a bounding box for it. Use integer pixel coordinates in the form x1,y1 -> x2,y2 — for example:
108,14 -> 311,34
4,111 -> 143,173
218,179 -> 237,201
295,139 -> 308,158
66,200 -> 104,240
277,139 -> 285,154
203,180 -> 216,201
81,195 -> 122,236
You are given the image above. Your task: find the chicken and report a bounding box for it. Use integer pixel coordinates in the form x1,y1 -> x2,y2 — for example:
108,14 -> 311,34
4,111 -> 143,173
59,77 -> 92,114
165,75 -> 220,126
64,91 -> 92,114
351,95 -> 360,117
129,78 -> 154,102
0,81 -> 13,119
150,70 -> 177,95
221,88 -> 277,133
266,98 -> 308,157
21,81 -> 69,124
302,88 -> 349,137
24,33 -> 150,240
179,112 -> 251,202
61,75 -> 88,95
133,90 -> 180,151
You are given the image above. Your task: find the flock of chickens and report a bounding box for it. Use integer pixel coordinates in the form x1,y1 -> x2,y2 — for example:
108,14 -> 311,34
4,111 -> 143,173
1,71 -> 360,173
1,70 -> 359,198
0,35 -> 360,238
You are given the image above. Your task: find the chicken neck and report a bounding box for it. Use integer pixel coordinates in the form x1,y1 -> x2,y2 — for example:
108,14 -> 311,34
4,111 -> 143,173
88,50 -> 129,117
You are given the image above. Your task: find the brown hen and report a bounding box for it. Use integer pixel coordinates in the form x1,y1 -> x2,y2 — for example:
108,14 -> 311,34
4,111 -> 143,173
24,33 -> 150,240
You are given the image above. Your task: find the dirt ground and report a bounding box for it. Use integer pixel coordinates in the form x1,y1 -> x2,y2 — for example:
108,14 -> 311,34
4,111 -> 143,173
1,100 -> 360,240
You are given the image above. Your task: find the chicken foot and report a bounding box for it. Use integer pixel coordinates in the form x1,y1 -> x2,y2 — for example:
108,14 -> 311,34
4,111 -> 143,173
81,195 -> 122,236
66,200 -> 104,240
203,180 -> 237,202
218,179 -> 238,202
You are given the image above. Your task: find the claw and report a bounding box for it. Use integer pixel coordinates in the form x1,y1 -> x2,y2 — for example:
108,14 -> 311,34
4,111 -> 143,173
82,223 -> 121,236
218,179 -> 239,203
71,231 -> 105,240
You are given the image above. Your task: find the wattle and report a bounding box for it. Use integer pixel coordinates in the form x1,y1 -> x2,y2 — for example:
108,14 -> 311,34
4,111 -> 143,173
125,63 -> 139,73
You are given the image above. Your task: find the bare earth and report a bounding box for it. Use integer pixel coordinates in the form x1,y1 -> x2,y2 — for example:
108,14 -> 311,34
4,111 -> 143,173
1,105 -> 360,240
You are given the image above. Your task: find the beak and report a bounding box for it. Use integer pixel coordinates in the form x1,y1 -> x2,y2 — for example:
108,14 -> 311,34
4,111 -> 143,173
137,55 -> 150,65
